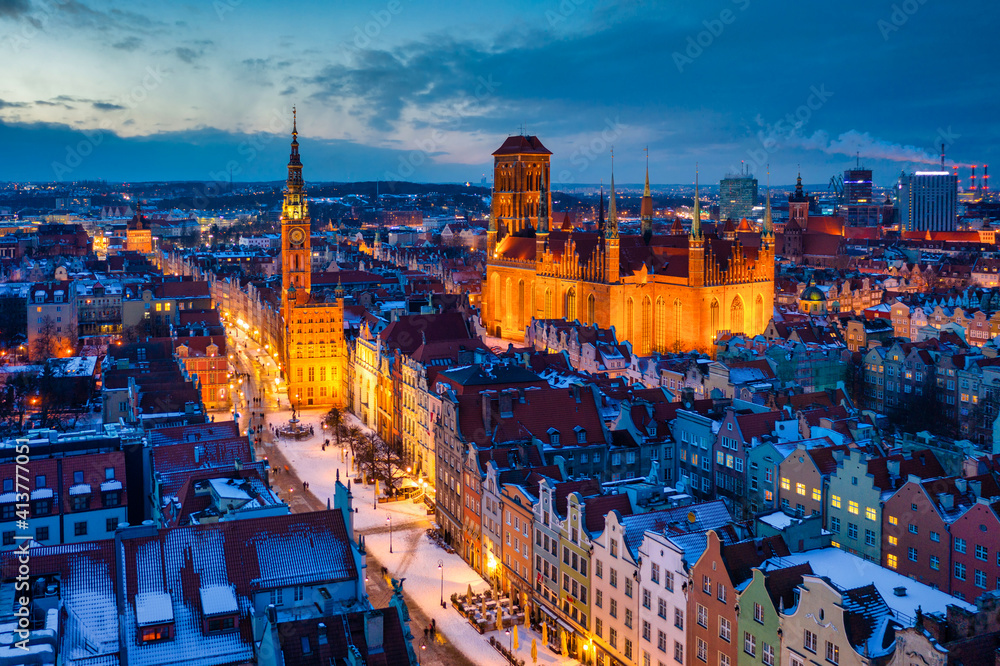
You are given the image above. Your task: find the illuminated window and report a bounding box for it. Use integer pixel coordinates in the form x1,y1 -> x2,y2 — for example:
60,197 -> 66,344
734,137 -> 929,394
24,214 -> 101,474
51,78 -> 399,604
889,515 -> 898,526
887,554 -> 898,570
888,536 -> 898,546
781,478 -> 790,491
848,501 -> 859,515
811,488 -> 821,502
866,507 -> 877,521
796,482 -> 806,496
831,495 -> 841,509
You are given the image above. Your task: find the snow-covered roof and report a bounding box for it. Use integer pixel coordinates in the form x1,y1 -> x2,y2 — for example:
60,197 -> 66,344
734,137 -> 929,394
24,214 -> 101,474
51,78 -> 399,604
100,480 -> 122,492
30,488 -> 54,500
68,484 -> 92,496
769,548 -> 976,618
198,585 -> 238,617
135,592 -> 174,626
209,478 -> 252,501
757,510 -> 796,530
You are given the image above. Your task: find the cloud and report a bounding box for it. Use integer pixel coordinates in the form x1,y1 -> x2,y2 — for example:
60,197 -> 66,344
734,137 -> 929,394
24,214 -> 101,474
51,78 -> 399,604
0,0 -> 30,19
0,98 -> 27,109
171,39 -> 213,64
173,46 -> 200,63
788,130 -> 945,165
112,36 -> 142,51
93,101 -> 125,111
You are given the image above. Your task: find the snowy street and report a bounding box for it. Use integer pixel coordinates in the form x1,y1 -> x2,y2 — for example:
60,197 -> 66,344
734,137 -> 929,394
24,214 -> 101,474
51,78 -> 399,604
225,323 -> 581,665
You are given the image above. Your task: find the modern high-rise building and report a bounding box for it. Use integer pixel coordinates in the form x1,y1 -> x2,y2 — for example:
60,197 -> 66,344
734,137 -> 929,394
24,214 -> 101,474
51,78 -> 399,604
844,168 -> 880,226
719,174 -> 758,221
897,171 -> 958,232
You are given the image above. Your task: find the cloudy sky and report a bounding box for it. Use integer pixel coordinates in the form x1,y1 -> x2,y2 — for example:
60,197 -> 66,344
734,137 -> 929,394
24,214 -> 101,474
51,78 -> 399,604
0,0 -> 997,186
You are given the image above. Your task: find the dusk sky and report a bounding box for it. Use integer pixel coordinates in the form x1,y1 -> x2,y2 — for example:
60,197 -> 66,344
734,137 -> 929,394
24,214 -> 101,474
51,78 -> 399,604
1,0 -> 997,187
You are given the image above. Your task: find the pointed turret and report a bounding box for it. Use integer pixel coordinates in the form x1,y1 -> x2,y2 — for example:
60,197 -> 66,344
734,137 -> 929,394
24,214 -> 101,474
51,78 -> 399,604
606,165 -> 619,240
688,166 -> 705,288
640,154 -> 653,244
763,170 -> 774,238
690,167 -> 702,239
486,210 -> 497,257
604,153 -> 620,283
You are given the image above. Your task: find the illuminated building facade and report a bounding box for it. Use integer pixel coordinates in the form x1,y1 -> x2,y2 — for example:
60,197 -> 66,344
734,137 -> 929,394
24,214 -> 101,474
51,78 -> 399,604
897,170 -> 958,232
485,135 -> 775,354
280,111 -> 347,409
126,204 -> 153,254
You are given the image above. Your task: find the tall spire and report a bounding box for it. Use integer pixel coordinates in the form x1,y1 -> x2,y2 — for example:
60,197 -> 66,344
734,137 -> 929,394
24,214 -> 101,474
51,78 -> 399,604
690,165 -> 701,239
606,150 -> 618,239
764,167 -> 773,237
286,107 -> 303,194
641,148 -> 653,243
643,148 -> 651,198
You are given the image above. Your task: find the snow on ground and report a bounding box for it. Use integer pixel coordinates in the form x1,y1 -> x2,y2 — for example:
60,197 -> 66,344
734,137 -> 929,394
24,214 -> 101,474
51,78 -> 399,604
269,408 -> 580,666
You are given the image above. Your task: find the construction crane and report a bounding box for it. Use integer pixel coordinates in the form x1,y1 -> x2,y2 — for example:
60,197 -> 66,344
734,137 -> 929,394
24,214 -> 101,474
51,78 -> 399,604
828,175 -> 844,195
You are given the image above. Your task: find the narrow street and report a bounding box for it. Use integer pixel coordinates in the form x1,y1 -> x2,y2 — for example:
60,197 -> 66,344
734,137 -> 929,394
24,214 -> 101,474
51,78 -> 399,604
220,323 -> 506,666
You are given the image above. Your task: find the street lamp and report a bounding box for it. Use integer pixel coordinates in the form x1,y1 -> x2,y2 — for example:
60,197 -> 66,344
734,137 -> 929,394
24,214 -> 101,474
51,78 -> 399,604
387,514 -> 393,553
438,559 -> 444,608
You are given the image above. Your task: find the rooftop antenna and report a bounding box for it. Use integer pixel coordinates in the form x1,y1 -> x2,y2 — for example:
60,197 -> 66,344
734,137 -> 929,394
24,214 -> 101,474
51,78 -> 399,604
856,151 -> 860,169
941,143 -> 945,169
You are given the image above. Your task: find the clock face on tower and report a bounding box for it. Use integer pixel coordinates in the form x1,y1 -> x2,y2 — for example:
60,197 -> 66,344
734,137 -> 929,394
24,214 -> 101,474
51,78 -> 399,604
289,227 -> 306,246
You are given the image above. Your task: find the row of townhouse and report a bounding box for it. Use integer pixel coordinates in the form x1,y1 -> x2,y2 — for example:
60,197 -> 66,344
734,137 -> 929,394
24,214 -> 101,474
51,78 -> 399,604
689,531 -> 979,666
860,336 -> 1000,446
771,435 -> 1000,603
350,311 -> 486,486
890,300 -> 1000,347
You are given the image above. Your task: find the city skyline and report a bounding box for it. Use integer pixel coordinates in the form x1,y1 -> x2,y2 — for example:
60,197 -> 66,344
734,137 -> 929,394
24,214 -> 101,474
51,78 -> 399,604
0,0 -> 997,184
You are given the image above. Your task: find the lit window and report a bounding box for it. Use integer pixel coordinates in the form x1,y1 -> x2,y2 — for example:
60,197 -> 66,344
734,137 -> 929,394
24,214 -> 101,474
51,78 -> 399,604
887,554 -> 898,569
780,477 -> 790,491
848,501 -> 859,515
831,495 -> 841,509
796,482 -> 806,496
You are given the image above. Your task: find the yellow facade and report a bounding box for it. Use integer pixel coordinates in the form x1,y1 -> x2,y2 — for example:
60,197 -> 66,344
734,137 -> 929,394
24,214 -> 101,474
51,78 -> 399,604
484,136 -> 775,354
280,110 -> 347,409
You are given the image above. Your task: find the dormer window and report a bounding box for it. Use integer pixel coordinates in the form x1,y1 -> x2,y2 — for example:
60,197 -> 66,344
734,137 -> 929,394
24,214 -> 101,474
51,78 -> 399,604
548,428 -> 560,446
574,426 -> 586,444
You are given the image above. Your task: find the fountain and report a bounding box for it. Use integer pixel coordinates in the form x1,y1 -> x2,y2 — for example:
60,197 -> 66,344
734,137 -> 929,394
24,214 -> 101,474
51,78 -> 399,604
275,407 -> 312,440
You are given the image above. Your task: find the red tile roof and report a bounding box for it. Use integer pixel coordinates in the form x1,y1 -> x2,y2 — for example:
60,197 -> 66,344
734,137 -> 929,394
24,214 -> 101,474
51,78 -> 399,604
493,135 -> 552,156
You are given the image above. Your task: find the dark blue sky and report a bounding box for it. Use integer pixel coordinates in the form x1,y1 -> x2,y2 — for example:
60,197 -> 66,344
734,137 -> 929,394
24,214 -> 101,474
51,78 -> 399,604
0,0 -> 997,187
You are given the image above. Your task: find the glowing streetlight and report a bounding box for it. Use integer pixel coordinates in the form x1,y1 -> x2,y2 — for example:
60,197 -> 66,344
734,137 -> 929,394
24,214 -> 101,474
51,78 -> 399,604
438,560 -> 444,607
387,514 -> 393,553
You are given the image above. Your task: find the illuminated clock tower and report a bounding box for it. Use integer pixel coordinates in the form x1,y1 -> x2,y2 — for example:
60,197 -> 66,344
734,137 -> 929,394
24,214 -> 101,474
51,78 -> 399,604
281,107 -> 311,319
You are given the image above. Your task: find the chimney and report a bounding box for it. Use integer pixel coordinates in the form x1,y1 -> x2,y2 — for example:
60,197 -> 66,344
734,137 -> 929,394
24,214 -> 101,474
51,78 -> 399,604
955,478 -> 968,494
499,390 -> 514,417
365,611 -> 384,653
938,493 -> 954,510
969,479 -> 982,498
481,391 -> 493,434
194,445 -> 203,464
886,459 -> 901,478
